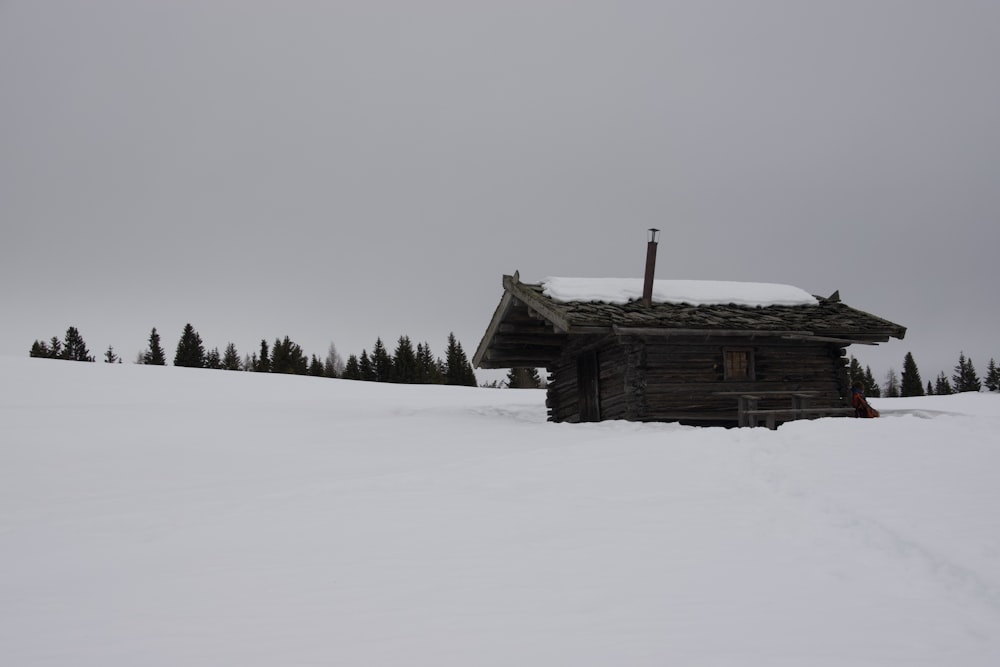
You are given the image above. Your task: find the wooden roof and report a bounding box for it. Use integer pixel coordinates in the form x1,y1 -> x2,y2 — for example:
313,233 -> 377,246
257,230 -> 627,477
473,273 -> 907,369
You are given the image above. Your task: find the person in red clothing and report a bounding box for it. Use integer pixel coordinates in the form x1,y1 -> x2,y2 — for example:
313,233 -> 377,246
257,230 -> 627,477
851,381 -> 880,418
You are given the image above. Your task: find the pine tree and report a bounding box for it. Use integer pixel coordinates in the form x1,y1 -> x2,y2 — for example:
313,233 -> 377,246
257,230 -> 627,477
900,352 -> 924,397
415,342 -> 443,384
986,358 -> 1000,392
174,323 -> 206,368
926,380 -> 933,396
965,357 -> 982,392
62,326 -> 93,361
48,336 -> 63,359
104,345 -> 119,364
847,356 -> 864,387
308,355 -> 325,377
952,352 -> 982,393
205,347 -> 222,370
506,367 -> 542,389
934,371 -> 954,395
863,366 -> 881,398
29,340 -> 50,357
222,343 -> 241,371
444,332 -> 477,386
391,335 -> 418,383
271,336 -> 307,374
371,338 -> 392,382
358,350 -> 375,381
255,340 -> 271,372
143,327 -> 166,365
342,354 -> 362,380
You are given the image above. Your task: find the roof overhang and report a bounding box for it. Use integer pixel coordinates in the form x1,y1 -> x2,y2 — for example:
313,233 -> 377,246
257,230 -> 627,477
473,273 -> 906,369
473,273 -> 574,369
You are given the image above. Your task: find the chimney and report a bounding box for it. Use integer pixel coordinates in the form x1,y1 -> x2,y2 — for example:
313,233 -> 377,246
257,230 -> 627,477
642,228 -> 660,307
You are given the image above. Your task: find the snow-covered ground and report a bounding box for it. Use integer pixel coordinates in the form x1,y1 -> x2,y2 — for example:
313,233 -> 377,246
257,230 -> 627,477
2,355 -> 999,666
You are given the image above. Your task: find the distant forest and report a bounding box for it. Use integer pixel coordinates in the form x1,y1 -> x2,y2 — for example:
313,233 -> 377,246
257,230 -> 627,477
29,325 -> 997,394
847,351 -> 997,396
29,325 -> 544,389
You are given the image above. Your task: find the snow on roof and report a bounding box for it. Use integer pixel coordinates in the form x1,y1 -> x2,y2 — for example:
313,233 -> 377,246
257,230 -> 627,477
540,277 -> 819,307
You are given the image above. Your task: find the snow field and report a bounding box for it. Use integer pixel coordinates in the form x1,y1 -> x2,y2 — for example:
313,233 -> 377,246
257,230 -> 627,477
2,357 -> 999,665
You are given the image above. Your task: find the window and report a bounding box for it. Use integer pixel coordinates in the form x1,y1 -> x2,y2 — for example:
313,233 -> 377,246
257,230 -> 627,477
724,348 -> 754,381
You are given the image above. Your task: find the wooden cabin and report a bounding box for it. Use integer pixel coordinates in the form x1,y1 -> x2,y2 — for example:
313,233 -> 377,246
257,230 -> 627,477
473,272 -> 906,427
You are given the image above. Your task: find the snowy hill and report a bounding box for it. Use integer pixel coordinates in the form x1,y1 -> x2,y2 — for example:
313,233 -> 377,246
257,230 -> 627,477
2,356 -> 999,666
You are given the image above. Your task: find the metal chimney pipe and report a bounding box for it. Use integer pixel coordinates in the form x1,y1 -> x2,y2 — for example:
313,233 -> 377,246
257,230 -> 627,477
642,228 -> 660,307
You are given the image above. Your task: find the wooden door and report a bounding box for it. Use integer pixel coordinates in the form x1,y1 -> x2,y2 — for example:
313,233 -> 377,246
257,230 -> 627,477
577,350 -> 601,422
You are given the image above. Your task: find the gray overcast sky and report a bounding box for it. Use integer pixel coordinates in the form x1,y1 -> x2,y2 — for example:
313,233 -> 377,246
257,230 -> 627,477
2,1 -> 998,385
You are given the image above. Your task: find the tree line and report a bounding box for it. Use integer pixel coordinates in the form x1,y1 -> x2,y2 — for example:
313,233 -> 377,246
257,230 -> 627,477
46,326 -> 995,395
29,325 -> 488,387
850,351 -> 1000,397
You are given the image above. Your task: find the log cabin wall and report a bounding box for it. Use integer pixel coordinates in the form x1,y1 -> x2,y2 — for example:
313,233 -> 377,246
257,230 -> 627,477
545,334 -> 852,425
640,336 -> 850,424
544,334 -> 624,423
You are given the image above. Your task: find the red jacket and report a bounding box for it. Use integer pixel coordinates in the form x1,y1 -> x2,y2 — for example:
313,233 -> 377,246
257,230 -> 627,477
852,390 -> 879,418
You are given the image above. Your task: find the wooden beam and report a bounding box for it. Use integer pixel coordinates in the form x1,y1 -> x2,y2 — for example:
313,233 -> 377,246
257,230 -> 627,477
614,326 -> 815,338
503,274 -> 572,332
478,354 -> 559,368
491,334 -> 567,347
781,334 -> 882,345
472,290 -> 514,368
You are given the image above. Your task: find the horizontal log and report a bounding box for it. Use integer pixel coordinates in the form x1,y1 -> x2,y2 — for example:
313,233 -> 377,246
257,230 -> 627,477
615,327 -> 815,338
491,334 -> 567,347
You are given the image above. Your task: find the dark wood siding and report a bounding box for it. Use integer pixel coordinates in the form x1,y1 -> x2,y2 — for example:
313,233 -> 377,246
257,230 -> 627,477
546,334 -> 851,424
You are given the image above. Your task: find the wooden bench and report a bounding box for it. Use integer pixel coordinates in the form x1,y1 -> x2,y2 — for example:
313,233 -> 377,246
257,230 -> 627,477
715,390 -> 852,428
743,406 -> 856,430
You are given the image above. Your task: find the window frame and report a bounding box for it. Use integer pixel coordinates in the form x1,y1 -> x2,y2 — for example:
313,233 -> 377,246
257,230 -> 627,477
723,347 -> 755,381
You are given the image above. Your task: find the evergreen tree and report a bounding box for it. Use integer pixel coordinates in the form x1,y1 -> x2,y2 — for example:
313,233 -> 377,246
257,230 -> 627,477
271,336 -> 308,374
358,350 -> 375,381
307,355 -> 324,377
205,347 -> 222,370
863,366 -> 881,398
143,327 -> 166,365
506,367 -> 542,388
926,380 -> 934,396
900,352 -> 924,397
104,345 -> 119,364
952,352 -> 982,392
342,354 -> 362,380
371,338 -> 392,382
62,326 -> 93,361
29,340 -> 49,357
934,371 -> 954,395
174,323 -> 206,368
48,336 -> 63,359
391,335 -> 418,383
444,332 -> 477,386
255,339 -> 271,372
222,343 -> 241,371
415,342 -> 443,384
271,337 -> 290,373
985,358 -> 1000,392
847,356 -> 864,387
